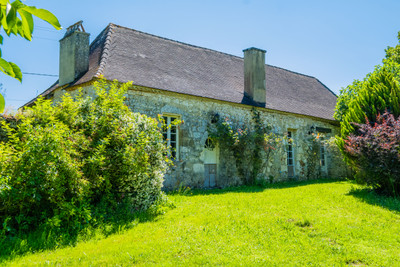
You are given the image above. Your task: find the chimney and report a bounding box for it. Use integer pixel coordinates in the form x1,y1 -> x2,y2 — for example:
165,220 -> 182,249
243,47 -> 266,104
59,21 -> 90,86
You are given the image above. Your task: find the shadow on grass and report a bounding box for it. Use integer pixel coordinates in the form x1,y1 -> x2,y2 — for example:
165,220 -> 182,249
185,178 -> 345,196
0,204 -> 171,264
347,187 -> 400,213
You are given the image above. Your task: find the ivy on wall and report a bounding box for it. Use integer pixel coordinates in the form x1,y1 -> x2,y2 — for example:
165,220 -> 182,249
304,133 -> 324,179
207,108 -> 281,185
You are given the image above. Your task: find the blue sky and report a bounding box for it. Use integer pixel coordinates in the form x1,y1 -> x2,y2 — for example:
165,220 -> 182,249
2,0 -> 400,110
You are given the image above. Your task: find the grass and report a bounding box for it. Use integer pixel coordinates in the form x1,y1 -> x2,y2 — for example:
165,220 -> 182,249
2,179 -> 400,266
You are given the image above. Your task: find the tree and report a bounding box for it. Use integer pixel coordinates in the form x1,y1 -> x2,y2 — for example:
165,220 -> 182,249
335,31 -> 400,195
334,31 -> 400,122
0,0 -> 61,112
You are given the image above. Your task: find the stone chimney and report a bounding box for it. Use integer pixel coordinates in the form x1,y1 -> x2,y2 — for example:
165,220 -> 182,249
59,21 -> 90,86
243,47 -> 266,104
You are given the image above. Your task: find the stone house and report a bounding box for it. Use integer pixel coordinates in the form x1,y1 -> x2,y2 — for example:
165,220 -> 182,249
25,22 -> 347,189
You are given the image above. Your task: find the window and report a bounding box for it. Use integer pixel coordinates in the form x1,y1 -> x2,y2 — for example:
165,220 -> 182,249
162,115 -> 179,159
204,137 -> 215,150
287,131 -> 295,177
320,144 -> 326,167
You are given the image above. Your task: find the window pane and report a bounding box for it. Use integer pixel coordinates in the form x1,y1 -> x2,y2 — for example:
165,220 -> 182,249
162,115 -> 179,159
170,133 -> 176,141
171,125 -> 176,134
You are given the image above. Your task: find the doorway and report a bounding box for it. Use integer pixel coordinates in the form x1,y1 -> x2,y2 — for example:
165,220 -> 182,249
203,138 -> 218,188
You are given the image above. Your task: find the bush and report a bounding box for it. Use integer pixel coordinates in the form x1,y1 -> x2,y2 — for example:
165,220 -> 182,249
0,79 -> 169,234
344,112 -> 400,196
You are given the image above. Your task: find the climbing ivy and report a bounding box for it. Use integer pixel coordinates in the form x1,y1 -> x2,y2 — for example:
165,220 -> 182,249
207,108 -> 281,185
304,133 -> 324,179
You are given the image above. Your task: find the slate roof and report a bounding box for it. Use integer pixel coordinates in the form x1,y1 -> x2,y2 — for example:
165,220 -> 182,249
26,23 -> 338,121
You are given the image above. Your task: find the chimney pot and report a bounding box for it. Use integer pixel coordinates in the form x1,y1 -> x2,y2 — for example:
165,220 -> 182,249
243,47 -> 266,104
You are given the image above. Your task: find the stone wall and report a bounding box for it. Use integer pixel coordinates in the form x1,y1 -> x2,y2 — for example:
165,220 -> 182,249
53,84 -> 349,189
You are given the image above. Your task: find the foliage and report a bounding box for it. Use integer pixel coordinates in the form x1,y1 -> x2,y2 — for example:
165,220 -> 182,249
344,112 -> 400,196
384,31 -> 400,65
208,108 -> 280,185
3,181 -> 400,266
0,79 -> 170,234
334,31 -> 400,122
335,66 -> 400,168
0,116 -> 88,234
303,132 -> 324,179
335,31 -> 400,192
339,67 -> 400,140
0,0 -> 61,112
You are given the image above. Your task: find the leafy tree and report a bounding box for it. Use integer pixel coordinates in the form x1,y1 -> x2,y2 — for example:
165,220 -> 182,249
335,31 -> 400,195
384,31 -> 400,65
0,0 -> 61,112
339,67 -> 400,138
336,65 -> 400,171
334,31 -> 400,122
335,31 -> 400,143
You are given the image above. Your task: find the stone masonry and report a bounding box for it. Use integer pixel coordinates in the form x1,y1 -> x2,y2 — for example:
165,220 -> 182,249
54,84 -> 348,190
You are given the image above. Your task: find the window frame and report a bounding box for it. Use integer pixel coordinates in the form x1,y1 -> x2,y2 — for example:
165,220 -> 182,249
162,114 -> 180,160
320,143 -> 326,168
286,130 -> 296,177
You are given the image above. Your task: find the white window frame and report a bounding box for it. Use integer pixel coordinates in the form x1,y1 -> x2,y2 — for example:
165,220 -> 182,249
320,144 -> 326,168
287,130 -> 295,177
162,114 -> 180,160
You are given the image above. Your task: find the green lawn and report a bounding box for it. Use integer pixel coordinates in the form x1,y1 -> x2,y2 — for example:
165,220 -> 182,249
3,180 -> 400,266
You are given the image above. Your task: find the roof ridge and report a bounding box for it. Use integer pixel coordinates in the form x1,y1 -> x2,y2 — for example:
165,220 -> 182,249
111,23 -> 246,61
95,23 -> 116,77
106,24 -> 322,81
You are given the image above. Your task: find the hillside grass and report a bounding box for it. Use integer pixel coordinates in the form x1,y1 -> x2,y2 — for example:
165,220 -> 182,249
2,179 -> 400,266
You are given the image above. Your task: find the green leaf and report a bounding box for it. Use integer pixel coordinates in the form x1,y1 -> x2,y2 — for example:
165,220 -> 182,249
0,57 -> 14,77
5,4 -> 16,31
9,61 -> 22,81
1,6 -> 9,33
22,6 -> 61,30
0,58 -> 22,82
0,34 -> 3,44
18,9 -> 33,40
11,0 -> 25,10
0,93 -> 4,114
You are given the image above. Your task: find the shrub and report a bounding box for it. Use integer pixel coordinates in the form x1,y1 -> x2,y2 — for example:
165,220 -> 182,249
0,79 -> 169,233
0,110 -> 88,233
344,112 -> 400,196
